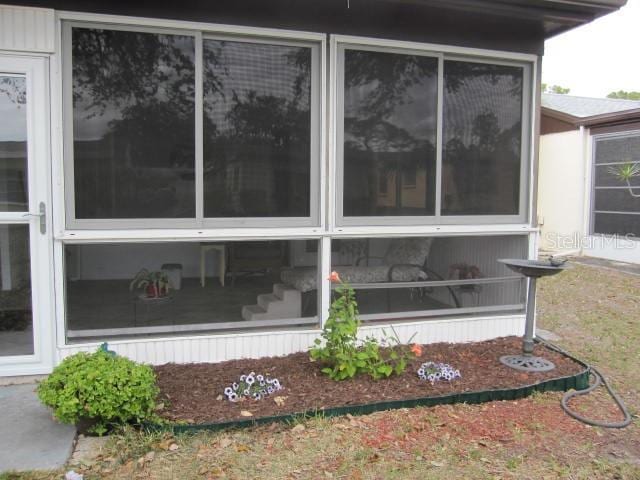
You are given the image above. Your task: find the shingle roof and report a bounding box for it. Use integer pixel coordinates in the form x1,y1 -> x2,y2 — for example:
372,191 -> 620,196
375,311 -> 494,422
541,93 -> 640,118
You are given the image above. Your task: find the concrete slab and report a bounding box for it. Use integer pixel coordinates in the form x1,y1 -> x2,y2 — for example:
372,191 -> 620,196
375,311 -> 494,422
536,328 -> 562,342
570,255 -> 640,277
0,384 -> 76,472
69,435 -> 109,468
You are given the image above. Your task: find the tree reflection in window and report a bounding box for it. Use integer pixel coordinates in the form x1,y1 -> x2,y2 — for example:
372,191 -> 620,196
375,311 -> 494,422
343,50 -> 438,217
0,76 -> 28,211
442,61 -> 524,216
71,28 -> 196,219
203,40 -> 312,218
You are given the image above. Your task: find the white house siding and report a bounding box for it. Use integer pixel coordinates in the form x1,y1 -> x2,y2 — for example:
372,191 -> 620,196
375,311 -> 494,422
57,314 -> 525,365
538,130 -> 586,253
0,6 -> 55,53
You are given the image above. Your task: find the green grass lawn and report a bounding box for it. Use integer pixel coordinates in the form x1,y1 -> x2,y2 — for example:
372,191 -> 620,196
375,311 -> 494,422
3,263 -> 639,480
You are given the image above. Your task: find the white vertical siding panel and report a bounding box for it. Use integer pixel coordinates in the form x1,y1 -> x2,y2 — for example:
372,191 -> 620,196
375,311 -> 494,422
0,6 -> 55,53
57,315 -> 526,366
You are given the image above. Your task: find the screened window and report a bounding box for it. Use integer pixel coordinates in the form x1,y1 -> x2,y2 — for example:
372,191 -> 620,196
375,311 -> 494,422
70,27 -> 196,220
342,49 -> 438,217
203,39 -> 312,218
64,24 -> 320,228
338,47 -> 530,225
591,134 -> 640,237
328,235 -> 526,320
65,239 -> 320,341
442,61 -> 524,216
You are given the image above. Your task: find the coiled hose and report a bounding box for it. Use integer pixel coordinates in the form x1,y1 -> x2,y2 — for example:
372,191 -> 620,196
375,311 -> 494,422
537,337 -> 633,429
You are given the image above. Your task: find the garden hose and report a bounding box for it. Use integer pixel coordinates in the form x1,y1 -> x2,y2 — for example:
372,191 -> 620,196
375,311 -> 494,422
537,337 -> 633,429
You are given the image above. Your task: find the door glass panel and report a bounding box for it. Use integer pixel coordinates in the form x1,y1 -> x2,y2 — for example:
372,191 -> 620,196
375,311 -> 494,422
0,76 -> 28,212
0,225 -> 33,356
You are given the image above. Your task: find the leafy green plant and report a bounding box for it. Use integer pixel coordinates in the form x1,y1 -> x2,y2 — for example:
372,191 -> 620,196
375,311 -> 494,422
37,347 -> 158,435
608,162 -> 640,198
310,272 -> 417,380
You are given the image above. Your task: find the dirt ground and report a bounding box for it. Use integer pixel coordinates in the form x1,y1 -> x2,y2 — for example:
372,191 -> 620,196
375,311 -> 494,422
5,263 -> 639,480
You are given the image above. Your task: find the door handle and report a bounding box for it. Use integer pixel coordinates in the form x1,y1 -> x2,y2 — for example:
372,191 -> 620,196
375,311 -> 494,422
21,202 -> 46,234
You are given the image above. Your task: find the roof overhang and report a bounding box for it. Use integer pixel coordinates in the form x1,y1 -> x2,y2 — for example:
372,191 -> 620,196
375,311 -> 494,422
542,105 -> 640,129
387,0 -> 626,38
3,0 -> 626,55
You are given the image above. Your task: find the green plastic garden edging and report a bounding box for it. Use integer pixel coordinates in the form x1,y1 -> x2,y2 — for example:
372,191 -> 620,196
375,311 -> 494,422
145,344 -> 590,434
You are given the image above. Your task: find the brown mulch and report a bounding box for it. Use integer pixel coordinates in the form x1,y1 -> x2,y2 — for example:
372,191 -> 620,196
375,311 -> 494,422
154,336 -> 585,424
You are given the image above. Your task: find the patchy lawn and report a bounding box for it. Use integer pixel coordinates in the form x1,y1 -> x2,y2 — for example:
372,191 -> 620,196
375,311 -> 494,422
4,264 -> 639,480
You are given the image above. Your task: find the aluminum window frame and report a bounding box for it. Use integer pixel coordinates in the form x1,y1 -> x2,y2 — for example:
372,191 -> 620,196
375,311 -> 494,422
61,20 -> 324,230
589,129 -> 640,240
333,36 -> 533,227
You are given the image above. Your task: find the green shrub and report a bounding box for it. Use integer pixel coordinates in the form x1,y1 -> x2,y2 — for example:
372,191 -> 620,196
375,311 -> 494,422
310,273 -> 415,380
37,348 -> 158,435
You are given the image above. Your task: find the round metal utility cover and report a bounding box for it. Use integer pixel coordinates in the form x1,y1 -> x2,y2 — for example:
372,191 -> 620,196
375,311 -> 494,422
499,355 -> 556,372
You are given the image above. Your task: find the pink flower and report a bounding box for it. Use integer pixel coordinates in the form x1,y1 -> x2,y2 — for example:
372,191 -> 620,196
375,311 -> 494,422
328,271 -> 341,283
411,344 -> 423,357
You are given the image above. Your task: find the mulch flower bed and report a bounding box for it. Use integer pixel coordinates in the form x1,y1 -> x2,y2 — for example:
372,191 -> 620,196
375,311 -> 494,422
154,336 -> 585,425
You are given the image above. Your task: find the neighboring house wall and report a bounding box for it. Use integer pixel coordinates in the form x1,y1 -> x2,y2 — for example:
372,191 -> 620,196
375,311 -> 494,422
540,115 -> 574,135
538,129 -> 585,253
539,116 -> 640,263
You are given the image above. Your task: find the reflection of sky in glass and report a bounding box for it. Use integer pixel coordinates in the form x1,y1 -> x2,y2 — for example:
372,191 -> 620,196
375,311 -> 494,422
73,31 -> 195,141
344,51 -> 438,152
0,77 -> 27,142
345,81 -> 438,142
204,40 -> 311,133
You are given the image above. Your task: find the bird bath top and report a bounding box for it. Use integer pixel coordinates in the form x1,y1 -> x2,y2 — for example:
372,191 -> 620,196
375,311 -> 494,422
498,258 -> 568,279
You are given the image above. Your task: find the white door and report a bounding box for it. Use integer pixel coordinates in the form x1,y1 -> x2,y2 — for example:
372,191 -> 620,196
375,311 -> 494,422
0,55 -> 54,376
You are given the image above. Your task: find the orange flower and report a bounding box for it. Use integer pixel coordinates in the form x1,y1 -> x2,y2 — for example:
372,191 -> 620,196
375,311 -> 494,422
410,343 -> 423,357
328,271 -> 341,283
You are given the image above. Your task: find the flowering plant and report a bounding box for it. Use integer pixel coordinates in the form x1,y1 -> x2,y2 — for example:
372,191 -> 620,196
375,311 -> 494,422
310,271 -> 418,381
417,362 -> 461,384
223,372 -> 282,402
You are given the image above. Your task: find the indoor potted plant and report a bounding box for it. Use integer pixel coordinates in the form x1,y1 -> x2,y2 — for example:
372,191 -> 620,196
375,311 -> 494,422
129,269 -> 171,298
